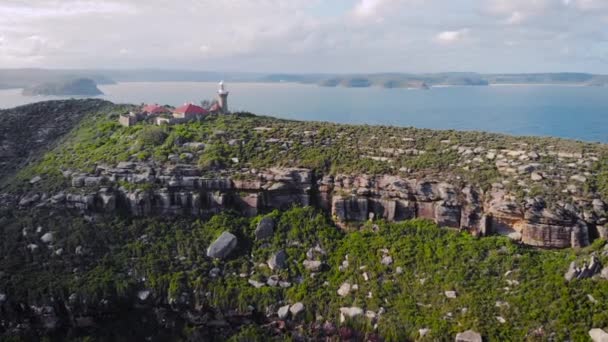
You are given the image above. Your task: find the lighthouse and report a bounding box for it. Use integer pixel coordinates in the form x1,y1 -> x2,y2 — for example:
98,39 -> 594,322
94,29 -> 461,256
217,81 -> 229,113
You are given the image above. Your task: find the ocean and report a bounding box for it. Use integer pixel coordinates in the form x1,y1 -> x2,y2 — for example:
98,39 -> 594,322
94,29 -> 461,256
1,82 -> 607,142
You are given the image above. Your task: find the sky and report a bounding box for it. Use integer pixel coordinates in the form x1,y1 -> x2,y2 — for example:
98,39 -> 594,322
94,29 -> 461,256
1,0 -> 608,73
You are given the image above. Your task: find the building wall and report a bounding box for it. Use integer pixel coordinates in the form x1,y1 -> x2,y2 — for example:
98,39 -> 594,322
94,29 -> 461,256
119,115 -> 137,127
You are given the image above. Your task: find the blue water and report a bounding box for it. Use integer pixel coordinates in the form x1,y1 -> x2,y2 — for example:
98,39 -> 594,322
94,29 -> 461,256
1,82 -> 606,142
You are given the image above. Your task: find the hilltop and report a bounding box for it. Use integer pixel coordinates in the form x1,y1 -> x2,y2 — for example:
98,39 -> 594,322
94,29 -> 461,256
1,100 -> 608,341
22,78 -> 104,97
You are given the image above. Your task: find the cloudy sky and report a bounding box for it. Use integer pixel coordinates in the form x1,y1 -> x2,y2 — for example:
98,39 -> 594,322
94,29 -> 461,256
1,0 -> 608,73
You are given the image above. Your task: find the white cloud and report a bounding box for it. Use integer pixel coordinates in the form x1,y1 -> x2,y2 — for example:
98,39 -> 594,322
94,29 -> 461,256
506,11 -> 526,24
0,0 -> 136,21
352,0 -> 392,18
435,29 -> 470,44
0,0 -> 607,73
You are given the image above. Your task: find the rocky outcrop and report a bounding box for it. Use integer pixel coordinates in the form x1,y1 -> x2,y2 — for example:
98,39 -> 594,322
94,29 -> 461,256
14,165 -> 608,249
565,256 -> 602,281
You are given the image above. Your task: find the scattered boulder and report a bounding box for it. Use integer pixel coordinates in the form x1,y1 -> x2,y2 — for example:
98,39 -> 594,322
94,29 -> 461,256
268,250 -> 287,270
19,193 -> 40,207
571,175 -> 587,183
137,290 -> 151,301
455,330 -> 482,342
75,245 -> 84,255
40,232 -> 54,244
339,307 -> 363,322
337,282 -> 352,297
255,217 -> 275,240
589,329 -> 608,342
531,172 -> 544,181
206,232 -> 237,259
289,302 -> 304,318
248,279 -> 265,288
445,291 -> 457,299
381,255 -> 393,266
303,260 -> 323,272
267,275 -> 279,287
277,304 -> 290,319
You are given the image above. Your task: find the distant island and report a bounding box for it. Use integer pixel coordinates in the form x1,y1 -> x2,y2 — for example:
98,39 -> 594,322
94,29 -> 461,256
1,68 -> 607,90
22,78 -> 104,96
263,72 -> 608,88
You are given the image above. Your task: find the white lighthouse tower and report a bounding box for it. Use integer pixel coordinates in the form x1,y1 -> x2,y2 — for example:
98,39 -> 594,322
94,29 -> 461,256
217,81 -> 229,113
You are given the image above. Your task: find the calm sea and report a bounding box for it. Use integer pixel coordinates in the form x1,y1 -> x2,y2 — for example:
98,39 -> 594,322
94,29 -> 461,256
1,82 -> 607,142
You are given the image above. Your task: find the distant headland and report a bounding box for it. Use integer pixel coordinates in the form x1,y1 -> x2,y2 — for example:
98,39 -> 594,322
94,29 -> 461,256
22,78 -> 104,97
1,68 -> 607,91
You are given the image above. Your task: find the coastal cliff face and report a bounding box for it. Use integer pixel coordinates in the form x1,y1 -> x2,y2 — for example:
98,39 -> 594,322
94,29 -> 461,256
5,100 -> 608,341
5,100 -> 608,250
15,163 -> 604,249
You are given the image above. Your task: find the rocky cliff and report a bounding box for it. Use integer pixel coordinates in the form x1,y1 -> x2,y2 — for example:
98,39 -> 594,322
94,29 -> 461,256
14,163 -> 607,248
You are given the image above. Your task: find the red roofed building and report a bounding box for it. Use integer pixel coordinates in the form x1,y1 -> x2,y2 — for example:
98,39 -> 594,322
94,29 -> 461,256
173,103 -> 208,119
142,104 -> 170,115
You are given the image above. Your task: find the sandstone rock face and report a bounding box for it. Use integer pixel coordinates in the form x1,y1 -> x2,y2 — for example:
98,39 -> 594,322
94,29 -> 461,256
206,232 -> 237,260
36,166 -> 607,249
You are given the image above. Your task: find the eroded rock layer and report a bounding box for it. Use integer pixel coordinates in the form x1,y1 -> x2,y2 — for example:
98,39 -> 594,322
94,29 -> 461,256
16,164 -> 608,248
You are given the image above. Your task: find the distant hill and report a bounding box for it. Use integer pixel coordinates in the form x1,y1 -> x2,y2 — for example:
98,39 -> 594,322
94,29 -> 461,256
22,78 -> 104,96
0,69 -> 115,90
263,72 -> 608,88
1,68 -> 607,90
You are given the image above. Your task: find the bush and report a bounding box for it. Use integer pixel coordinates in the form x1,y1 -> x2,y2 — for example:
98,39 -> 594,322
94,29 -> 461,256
138,126 -> 167,146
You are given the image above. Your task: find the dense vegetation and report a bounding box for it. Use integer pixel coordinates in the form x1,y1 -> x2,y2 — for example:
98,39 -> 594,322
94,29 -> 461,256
1,206 -> 608,340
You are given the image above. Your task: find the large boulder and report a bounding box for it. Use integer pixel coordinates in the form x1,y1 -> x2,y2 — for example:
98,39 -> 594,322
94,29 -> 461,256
206,232 -> 237,259
255,217 -> 275,240
455,330 -> 482,342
